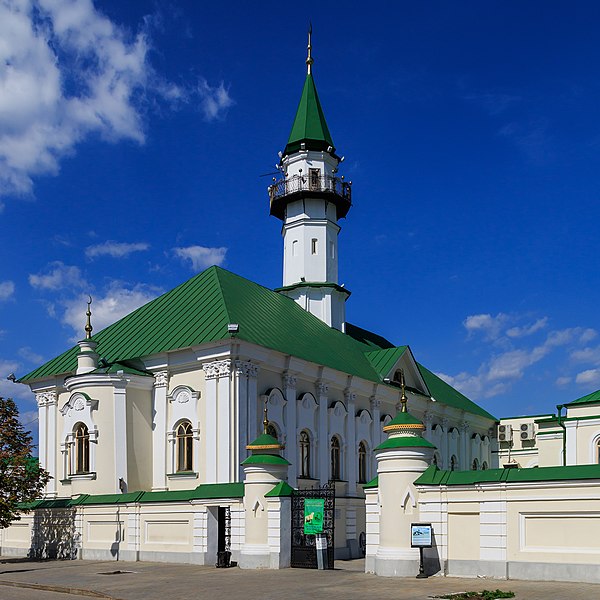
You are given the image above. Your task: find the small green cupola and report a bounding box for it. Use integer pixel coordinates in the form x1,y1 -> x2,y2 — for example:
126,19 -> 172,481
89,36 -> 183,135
242,401 -> 291,467
375,370 -> 436,451
283,27 -> 335,158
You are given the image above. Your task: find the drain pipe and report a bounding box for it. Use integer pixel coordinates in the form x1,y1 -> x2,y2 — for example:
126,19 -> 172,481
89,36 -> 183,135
556,404 -> 566,466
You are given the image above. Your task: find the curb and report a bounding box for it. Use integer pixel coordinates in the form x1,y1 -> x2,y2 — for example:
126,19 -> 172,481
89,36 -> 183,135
0,579 -> 117,599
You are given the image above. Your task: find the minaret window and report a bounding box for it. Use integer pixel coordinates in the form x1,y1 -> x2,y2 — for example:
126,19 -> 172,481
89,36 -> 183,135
330,242 -> 335,259
358,441 -> 367,483
176,421 -> 194,472
330,435 -> 341,480
74,423 -> 90,474
292,240 -> 298,256
299,430 -> 311,478
311,239 -> 318,255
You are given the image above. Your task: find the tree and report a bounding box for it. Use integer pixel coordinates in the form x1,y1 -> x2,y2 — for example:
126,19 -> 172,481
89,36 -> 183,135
0,397 -> 50,528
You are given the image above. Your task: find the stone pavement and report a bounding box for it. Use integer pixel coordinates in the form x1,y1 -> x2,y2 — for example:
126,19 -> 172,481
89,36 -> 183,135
1,557 -> 599,600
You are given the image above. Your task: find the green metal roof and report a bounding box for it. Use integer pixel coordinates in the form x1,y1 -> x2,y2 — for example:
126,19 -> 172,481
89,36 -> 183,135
375,436 -> 435,451
415,463 -> 600,486
20,266 -> 494,422
241,454 -> 291,466
385,411 -> 424,428
247,433 -> 282,449
284,74 -> 334,156
417,363 -> 497,421
265,481 -> 294,497
365,346 -> 408,380
566,389 -> 600,407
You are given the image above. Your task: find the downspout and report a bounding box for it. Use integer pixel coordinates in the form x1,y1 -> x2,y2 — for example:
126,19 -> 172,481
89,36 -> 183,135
556,404 -> 566,467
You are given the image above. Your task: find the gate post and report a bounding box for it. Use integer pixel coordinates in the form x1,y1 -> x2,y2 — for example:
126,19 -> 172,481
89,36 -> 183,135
372,374 -> 435,576
239,408 -> 291,569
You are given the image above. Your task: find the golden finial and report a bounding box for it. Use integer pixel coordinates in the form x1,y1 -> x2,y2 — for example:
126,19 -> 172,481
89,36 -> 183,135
306,23 -> 313,75
263,397 -> 269,435
85,295 -> 93,339
399,369 -> 408,413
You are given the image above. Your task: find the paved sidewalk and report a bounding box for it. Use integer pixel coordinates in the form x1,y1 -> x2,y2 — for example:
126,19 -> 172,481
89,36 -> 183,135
1,557 -> 599,600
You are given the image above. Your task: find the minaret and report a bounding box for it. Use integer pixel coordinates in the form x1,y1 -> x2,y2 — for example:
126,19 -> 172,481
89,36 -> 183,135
269,29 -> 352,331
76,296 -> 99,374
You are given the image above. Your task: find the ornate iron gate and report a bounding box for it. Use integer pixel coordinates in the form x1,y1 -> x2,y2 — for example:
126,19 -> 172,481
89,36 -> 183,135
291,481 -> 335,569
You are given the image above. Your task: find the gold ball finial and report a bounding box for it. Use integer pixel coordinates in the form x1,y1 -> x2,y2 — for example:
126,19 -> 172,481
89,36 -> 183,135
399,369 -> 408,413
306,23 -> 313,75
85,295 -> 93,339
263,397 -> 269,435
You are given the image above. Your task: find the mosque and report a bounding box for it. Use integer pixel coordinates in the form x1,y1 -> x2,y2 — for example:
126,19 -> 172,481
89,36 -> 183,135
2,34 -> 600,583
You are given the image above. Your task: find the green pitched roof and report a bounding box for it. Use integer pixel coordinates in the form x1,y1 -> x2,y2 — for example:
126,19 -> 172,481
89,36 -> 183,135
365,346 -> 408,379
265,481 -> 295,497
20,266 -> 494,422
417,363 -> 497,421
241,454 -> 290,466
247,433 -> 282,449
284,74 -> 334,156
375,436 -> 435,451
414,464 -> 600,486
566,389 -> 600,407
385,411 -> 424,428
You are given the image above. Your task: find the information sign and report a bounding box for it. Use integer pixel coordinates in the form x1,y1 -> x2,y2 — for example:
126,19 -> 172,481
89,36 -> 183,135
410,523 -> 433,548
304,498 -> 325,534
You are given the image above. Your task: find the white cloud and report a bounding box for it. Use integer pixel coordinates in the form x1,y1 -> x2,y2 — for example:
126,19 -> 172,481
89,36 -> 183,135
575,369 -> 600,386
571,345 -> 600,366
555,376 -> 572,386
0,0 -> 233,201
0,280 -> 15,301
29,261 -> 87,290
18,346 -> 44,364
61,281 -> 162,339
463,313 -> 508,341
198,79 -> 234,121
0,358 -> 33,402
86,240 -> 150,259
173,245 -> 227,272
506,317 -> 548,338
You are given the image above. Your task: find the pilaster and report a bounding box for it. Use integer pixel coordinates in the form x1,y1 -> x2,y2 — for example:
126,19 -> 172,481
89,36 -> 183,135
460,420 -> 470,470
370,396 -> 381,471
283,373 -> 298,486
151,371 -> 168,491
442,418 -> 450,469
345,389 -> 357,494
316,381 -> 329,484
113,382 -> 128,493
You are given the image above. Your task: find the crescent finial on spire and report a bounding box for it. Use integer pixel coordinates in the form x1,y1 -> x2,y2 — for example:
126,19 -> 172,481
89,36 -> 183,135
400,369 -> 408,413
85,295 -> 93,339
306,23 -> 314,75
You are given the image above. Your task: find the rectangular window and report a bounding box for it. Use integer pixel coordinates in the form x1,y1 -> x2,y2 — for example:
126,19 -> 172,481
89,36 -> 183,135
309,168 -> 320,190
292,240 -> 298,256
311,238 -> 318,255
330,242 -> 335,259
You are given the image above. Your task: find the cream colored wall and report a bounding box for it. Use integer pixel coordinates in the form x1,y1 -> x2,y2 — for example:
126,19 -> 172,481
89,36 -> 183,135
567,404 -> 600,418
57,386 -> 117,496
448,511 -> 480,560
537,434 -> 563,467
139,505 -> 193,553
127,388 -> 153,492
1,515 -> 33,552
81,506 -> 126,551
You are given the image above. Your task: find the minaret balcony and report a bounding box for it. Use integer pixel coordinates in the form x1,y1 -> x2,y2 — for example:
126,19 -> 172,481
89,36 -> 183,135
269,174 -> 352,220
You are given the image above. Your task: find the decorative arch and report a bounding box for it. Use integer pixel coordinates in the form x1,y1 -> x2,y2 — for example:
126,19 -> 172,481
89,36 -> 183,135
355,409 -> 373,452
297,392 -> 318,434
590,432 -> 600,464
298,429 -> 314,479
167,386 -> 200,477
60,392 -> 98,480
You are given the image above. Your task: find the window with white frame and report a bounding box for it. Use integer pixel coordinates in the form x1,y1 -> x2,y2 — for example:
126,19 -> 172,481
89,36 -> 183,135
331,436 -> 341,480
176,421 -> 194,472
73,422 -> 90,474
358,441 -> 367,483
299,430 -> 311,478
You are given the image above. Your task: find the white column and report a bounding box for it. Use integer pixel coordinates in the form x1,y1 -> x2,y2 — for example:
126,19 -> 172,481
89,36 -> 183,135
316,381 -> 329,485
442,418 -> 450,469
113,382 -> 128,492
460,421 -> 470,470
217,360 -> 232,483
565,421 -> 577,465
283,373 -> 297,486
345,390 -> 357,494
151,371 -> 168,491
248,365 -> 259,443
35,393 -> 48,473
46,392 -> 57,497
370,396 -> 381,474
234,361 -> 249,480
203,362 -> 219,483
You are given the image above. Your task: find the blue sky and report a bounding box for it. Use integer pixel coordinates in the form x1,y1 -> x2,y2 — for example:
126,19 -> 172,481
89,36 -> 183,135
2,1 -> 600,440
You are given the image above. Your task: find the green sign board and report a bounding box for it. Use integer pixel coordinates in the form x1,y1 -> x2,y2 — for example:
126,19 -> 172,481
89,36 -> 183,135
304,498 -> 325,534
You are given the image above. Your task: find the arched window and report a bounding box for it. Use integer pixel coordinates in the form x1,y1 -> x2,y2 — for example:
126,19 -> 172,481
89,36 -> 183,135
176,421 -> 193,472
358,442 -> 367,483
74,423 -> 89,474
482,461 -> 488,470
331,436 -> 341,480
266,423 -> 278,439
450,455 -> 458,472
299,431 -> 311,478
432,452 -> 441,468
472,458 -> 479,471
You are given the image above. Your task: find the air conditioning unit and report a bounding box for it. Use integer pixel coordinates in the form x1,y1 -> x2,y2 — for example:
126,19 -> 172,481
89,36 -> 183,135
498,424 -> 512,442
520,423 -> 535,440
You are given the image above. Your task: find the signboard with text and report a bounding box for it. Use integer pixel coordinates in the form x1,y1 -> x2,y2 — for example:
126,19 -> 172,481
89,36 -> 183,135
410,523 -> 433,548
304,499 -> 325,534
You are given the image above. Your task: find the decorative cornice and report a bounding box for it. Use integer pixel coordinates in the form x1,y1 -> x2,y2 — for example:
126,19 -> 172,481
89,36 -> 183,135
282,372 -> 297,389
153,371 -> 169,388
460,420 -> 470,432
344,390 -> 356,404
36,391 -> 57,407
234,360 -> 259,378
60,392 -> 98,417
168,385 -> 200,404
203,360 -> 232,380
316,381 -> 329,396
369,396 -> 381,410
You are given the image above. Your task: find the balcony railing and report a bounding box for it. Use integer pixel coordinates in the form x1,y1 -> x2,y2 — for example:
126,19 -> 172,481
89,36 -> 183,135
268,174 -> 352,204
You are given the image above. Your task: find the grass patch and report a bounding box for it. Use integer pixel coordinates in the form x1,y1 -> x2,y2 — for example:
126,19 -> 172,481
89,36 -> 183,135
435,591 -> 515,600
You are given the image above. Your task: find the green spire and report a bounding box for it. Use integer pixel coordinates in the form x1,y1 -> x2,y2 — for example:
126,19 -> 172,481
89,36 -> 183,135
283,31 -> 335,157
